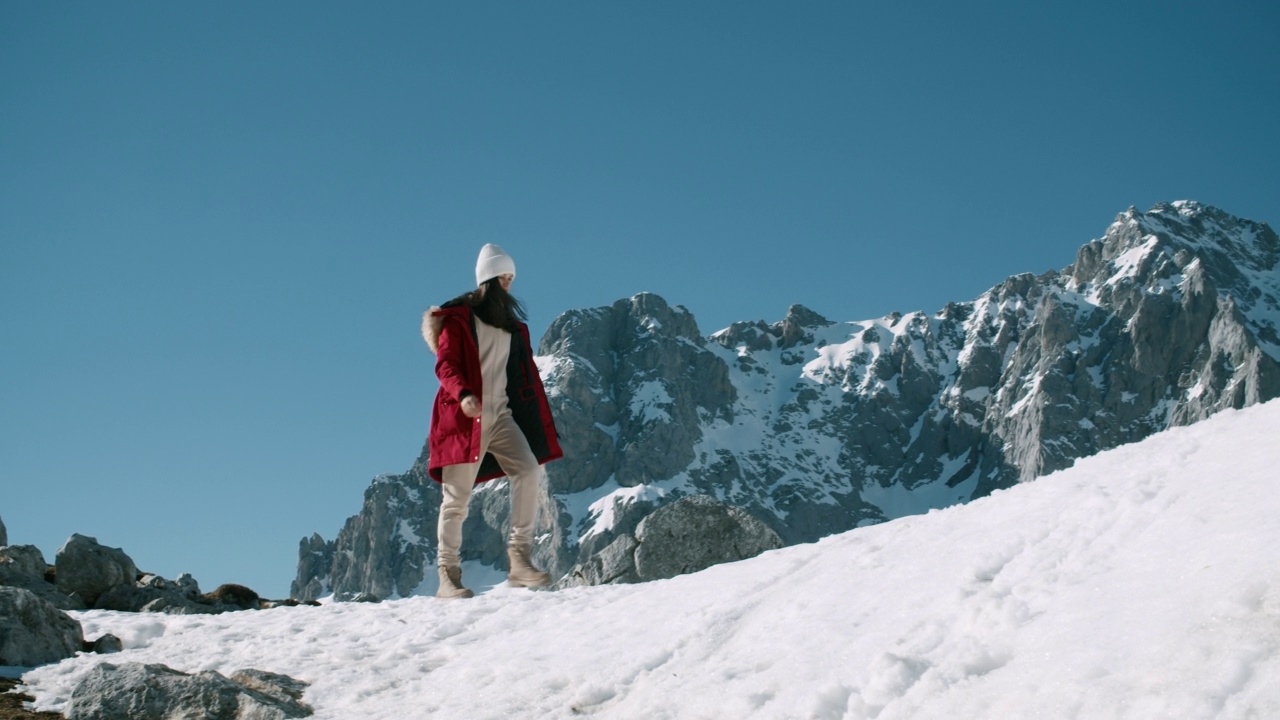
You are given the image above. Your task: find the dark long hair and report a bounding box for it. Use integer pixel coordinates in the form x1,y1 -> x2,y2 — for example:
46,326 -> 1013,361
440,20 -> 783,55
448,277 -> 526,333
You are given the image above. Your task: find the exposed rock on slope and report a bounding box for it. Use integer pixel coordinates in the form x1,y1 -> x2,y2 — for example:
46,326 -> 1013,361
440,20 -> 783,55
65,663 -> 312,720
557,495 -> 784,588
0,587 -> 84,667
2,532 -> 288,615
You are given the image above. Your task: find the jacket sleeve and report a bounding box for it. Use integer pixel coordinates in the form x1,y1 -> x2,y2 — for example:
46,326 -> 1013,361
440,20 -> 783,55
434,317 -> 476,402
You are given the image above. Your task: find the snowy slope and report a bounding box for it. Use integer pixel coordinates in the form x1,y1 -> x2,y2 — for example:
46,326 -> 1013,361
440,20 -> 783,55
22,398 -> 1280,719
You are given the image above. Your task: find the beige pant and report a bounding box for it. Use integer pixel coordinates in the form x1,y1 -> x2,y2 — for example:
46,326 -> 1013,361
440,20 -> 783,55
438,411 -> 542,567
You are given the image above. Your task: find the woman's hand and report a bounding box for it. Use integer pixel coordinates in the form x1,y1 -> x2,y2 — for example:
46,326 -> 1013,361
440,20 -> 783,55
460,395 -> 482,418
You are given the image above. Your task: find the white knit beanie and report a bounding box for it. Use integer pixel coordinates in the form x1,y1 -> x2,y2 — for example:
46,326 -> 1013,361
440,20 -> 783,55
475,243 -> 516,287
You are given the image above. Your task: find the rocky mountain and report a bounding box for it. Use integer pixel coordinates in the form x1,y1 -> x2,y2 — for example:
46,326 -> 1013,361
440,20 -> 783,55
293,201 -> 1280,601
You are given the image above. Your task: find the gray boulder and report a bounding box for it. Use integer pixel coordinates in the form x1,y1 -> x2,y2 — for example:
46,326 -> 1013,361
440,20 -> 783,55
229,669 -> 311,714
0,586 -> 84,666
95,579 -> 262,615
557,534 -> 642,588
138,572 -> 200,598
560,496 -> 783,587
89,634 -> 124,654
175,572 -> 201,599
203,583 -> 262,610
0,575 -> 79,610
66,662 -> 312,720
634,495 -> 783,581
0,544 -> 80,610
55,534 -> 139,608
93,584 -> 221,615
0,544 -> 48,580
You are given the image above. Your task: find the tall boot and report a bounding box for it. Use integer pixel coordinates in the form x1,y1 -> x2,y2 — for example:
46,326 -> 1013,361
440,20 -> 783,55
507,544 -> 551,588
437,565 -> 474,599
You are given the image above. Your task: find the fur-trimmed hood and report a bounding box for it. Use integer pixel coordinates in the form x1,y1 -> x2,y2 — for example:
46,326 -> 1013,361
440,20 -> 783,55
421,306 -> 446,354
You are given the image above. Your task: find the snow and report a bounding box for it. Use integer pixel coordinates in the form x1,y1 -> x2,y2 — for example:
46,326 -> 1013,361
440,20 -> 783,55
860,457 -> 978,519
628,379 -> 675,423
797,314 -> 950,395
534,354 -> 567,397
593,421 -> 620,440
394,519 -> 421,547
15,400 -> 1280,719
1107,235 -> 1161,284
1005,375 -> 1044,417
575,481 -> 669,541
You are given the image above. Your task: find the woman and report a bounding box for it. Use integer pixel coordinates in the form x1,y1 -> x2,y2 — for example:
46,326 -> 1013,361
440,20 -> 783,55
421,243 -> 563,599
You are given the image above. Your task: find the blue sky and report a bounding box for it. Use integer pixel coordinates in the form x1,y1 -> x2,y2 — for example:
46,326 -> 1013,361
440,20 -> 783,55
2,2 -> 1277,599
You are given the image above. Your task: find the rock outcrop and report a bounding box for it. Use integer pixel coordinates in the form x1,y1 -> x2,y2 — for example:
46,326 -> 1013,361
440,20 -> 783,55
0,544 -> 76,610
0,587 -> 84,667
559,495 -> 783,587
88,634 -> 123,655
0,544 -> 47,581
296,201 -> 1280,598
539,294 -> 737,495
289,473 -> 439,601
2,530 -> 283,615
55,534 -> 139,608
632,495 -> 783,581
65,663 -> 312,720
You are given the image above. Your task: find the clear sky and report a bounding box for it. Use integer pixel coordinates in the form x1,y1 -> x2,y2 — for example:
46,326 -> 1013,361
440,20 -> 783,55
2,1 -> 1277,599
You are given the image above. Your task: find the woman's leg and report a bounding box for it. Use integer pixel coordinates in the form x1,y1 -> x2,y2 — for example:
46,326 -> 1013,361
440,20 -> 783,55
437,461 -> 480,599
485,415 -> 550,587
438,462 -> 478,568
484,414 -> 542,547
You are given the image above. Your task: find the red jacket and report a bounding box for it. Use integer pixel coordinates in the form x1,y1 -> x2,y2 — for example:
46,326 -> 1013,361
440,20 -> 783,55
422,303 -> 562,483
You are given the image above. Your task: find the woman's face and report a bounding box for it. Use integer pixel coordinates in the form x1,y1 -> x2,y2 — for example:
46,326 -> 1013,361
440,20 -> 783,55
497,273 -> 514,291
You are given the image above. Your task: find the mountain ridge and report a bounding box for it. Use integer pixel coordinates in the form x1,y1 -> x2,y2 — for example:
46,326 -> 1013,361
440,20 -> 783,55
293,200 -> 1280,600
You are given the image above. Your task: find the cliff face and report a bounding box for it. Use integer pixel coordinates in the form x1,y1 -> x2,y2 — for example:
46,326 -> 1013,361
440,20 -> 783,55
294,201 -> 1280,600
